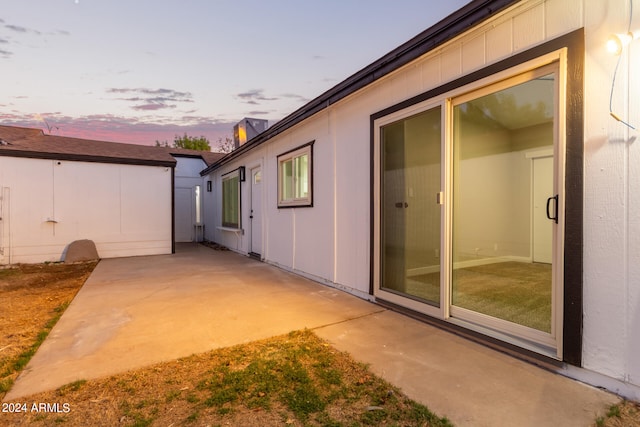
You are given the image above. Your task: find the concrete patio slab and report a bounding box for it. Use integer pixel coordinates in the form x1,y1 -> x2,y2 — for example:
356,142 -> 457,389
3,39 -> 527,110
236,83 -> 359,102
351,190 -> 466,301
315,310 -> 617,427
5,244 -> 619,426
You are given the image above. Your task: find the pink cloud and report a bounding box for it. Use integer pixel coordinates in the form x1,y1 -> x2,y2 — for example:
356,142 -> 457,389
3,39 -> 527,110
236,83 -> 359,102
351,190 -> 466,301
1,113 -> 237,149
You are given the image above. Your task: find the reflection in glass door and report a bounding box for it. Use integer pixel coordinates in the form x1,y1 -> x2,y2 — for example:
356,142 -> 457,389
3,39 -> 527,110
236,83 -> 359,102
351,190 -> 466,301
451,69 -> 557,338
381,107 -> 441,306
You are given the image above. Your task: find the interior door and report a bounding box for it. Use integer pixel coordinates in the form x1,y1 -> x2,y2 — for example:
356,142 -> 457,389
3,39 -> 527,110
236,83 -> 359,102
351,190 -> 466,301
250,167 -> 262,257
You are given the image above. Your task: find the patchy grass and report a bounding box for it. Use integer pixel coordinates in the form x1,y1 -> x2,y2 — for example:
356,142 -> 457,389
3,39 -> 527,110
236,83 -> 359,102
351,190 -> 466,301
3,330 -> 453,426
592,401 -> 640,427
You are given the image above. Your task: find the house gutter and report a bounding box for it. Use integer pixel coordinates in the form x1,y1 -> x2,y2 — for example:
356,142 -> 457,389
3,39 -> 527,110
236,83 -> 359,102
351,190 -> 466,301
201,0 -> 520,176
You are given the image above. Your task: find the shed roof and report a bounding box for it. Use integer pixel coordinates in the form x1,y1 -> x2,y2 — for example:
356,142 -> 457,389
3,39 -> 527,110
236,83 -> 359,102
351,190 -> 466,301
0,125 -> 223,167
200,0 -> 519,176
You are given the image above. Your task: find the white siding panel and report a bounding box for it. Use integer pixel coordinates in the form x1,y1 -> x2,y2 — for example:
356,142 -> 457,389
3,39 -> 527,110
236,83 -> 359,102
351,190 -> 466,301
581,0 -> 636,384
379,75 -> 410,109
545,0 -> 583,38
485,20 -> 513,63
440,44 -> 462,83
512,3 -> 545,52
269,202 -> 294,267
420,55 -> 441,91
628,92 -> 640,386
333,99 -> 371,294
404,64 -> 423,98
462,33 -> 486,74
293,145 -> 335,281
629,34 -> 640,386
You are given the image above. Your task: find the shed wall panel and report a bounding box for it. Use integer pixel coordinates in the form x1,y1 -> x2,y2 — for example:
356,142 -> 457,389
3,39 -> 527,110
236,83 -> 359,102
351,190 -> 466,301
0,156 -> 172,263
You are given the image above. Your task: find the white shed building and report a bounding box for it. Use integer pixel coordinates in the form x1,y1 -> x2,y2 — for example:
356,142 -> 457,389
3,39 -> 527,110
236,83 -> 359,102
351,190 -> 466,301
200,0 -> 640,399
0,126 -> 221,264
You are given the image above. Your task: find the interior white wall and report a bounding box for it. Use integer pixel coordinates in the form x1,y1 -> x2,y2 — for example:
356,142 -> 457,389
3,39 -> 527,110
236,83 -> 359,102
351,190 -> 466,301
203,0 -> 640,395
0,156 -> 172,263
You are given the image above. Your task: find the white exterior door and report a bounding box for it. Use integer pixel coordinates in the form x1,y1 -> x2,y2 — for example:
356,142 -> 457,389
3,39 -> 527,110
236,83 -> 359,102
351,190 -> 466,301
250,167 -> 262,257
175,187 -> 193,242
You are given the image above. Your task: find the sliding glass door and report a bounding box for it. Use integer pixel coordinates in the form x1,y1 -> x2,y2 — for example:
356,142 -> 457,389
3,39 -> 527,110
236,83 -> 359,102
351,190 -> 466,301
374,59 -> 564,357
450,66 -> 560,347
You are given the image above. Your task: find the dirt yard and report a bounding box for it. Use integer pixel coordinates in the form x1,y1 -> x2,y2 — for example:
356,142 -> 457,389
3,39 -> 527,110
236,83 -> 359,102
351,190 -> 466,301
0,262 -> 97,388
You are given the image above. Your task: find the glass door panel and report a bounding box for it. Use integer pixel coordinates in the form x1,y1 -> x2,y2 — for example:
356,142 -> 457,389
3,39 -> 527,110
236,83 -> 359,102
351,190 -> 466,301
381,107 -> 441,306
451,73 -> 556,333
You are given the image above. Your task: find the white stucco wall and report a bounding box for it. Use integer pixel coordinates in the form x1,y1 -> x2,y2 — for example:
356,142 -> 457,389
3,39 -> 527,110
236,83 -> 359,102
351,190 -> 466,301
204,0 -> 639,397
0,156 -> 173,264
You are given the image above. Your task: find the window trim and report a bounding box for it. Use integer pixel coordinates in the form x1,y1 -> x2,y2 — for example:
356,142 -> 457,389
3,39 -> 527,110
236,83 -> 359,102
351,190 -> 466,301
221,168 -> 242,229
277,141 -> 314,208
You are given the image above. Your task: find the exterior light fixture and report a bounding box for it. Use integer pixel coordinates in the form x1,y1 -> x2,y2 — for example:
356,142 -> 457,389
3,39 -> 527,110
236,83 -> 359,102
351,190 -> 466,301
207,180 -> 212,192
238,166 -> 246,182
607,31 -> 637,55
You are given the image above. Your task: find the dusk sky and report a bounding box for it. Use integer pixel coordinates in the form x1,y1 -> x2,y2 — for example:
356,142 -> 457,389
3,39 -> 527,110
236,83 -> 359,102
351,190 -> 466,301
1,0 -> 471,150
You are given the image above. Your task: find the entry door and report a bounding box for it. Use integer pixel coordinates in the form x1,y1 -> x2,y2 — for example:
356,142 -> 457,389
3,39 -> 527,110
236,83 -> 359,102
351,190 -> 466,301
249,167 -> 262,257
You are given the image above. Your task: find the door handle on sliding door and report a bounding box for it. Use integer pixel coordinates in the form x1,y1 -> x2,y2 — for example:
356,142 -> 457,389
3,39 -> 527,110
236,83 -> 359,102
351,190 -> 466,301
546,195 -> 558,224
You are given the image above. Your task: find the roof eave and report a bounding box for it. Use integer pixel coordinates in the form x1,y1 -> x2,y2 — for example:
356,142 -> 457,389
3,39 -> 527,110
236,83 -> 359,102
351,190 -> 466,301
0,149 -> 176,168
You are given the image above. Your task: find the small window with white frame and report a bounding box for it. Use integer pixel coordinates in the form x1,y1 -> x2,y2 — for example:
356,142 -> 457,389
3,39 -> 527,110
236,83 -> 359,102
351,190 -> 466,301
277,141 -> 313,207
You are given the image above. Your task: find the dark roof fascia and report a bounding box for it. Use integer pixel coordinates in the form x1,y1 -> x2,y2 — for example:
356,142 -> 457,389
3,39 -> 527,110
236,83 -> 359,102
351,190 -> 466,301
0,149 -> 176,168
169,152 -> 207,160
200,0 -> 519,176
